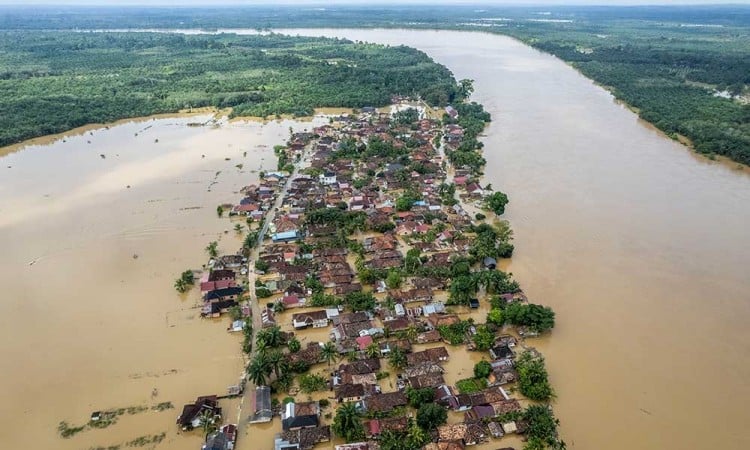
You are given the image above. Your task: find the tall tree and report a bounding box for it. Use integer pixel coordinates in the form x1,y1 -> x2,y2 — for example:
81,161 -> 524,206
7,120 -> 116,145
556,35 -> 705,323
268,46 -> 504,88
332,402 -> 365,443
321,341 -> 339,366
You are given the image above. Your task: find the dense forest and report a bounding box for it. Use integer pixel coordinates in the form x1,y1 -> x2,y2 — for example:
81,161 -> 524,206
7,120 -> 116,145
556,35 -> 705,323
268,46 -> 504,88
0,31 -> 461,147
0,5 -> 748,164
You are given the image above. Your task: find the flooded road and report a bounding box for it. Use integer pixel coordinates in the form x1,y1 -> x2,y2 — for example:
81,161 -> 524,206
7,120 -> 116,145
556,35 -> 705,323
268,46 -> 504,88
1,28 -> 750,450
0,114 -> 328,450
279,29 -> 750,450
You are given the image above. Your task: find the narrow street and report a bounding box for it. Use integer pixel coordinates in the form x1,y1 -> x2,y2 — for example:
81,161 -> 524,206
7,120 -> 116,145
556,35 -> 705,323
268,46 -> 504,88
235,138 -> 313,433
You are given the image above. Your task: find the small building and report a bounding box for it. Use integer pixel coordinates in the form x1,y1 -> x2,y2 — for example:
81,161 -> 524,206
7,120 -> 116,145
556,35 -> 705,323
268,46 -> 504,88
292,310 -> 329,329
483,257 -> 497,270
273,230 -> 301,243
282,401 -> 320,431
319,171 -> 338,185
250,386 -> 272,423
335,383 -> 365,403
177,395 -> 221,430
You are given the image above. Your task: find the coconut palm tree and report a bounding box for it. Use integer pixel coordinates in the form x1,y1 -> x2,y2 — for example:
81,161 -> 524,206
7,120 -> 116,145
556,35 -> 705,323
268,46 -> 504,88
197,409 -> 221,440
256,325 -> 283,348
266,349 -> 287,380
321,341 -> 338,366
388,346 -> 407,370
247,354 -> 270,386
174,278 -> 188,293
406,418 -> 428,448
205,241 -> 219,258
365,343 -> 381,359
332,402 -> 365,443
234,223 -> 244,234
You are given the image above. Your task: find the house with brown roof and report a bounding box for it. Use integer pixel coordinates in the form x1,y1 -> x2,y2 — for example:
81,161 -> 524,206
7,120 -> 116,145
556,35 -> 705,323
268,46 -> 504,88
423,441 -> 466,450
339,358 -> 381,376
282,401 -> 320,431
364,416 -> 409,438
177,395 -> 220,430
288,342 -> 322,365
335,383 -> 365,403
406,347 -> 449,366
417,330 -> 442,344
408,372 -> 445,389
362,391 -> 407,413
292,310 -> 329,330
427,313 -> 460,329
278,426 -> 331,450
437,421 -> 488,446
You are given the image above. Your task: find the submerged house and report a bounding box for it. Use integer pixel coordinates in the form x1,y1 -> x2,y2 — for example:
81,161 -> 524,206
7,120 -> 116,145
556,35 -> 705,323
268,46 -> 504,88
292,310 -> 329,329
250,386 -> 273,423
282,401 -> 320,431
177,395 -> 221,430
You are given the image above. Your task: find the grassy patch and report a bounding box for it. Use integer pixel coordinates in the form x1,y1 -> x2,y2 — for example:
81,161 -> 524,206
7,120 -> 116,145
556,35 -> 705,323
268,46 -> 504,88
455,377 -> 488,394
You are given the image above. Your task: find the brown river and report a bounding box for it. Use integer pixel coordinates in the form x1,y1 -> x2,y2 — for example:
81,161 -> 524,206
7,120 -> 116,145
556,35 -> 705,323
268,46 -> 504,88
1,29 -> 749,450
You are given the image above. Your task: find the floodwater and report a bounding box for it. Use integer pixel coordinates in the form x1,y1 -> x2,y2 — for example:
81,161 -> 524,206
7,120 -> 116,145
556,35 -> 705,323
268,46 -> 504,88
277,29 -> 750,450
0,114 -> 330,450
1,28 -> 749,450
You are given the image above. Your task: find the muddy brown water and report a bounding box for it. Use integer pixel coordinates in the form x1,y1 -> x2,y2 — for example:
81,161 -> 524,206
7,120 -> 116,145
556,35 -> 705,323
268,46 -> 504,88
1,28 -> 750,450
279,29 -> 750,450
0,115 -> 330,450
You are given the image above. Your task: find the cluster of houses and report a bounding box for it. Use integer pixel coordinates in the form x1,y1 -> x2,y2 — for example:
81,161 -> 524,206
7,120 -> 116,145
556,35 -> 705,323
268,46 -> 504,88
228,102 -> 538,450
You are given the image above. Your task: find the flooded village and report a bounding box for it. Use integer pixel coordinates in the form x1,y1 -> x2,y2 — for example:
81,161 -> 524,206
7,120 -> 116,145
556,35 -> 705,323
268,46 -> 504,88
183,98 -> 560,450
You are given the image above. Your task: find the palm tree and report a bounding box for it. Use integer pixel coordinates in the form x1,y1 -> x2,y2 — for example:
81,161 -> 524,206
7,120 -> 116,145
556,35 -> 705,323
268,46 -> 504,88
388,346 -> 407,370
205,241 -> 219,258
197,409 -> 221,439
174,278 -> 188,293
234,223 -> 244,234
266,349 -> 287,380
332,402 -> 365,443
247,354 -> 270,386
256,325 -> 283,348
406,418 -> 428,448
404,326 -> 418,343
365,343 -> 381,359
321,341 -> 338,366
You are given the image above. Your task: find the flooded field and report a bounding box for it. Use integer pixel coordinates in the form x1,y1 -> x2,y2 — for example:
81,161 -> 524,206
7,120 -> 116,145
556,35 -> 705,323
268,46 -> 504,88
0,113 -> 329,450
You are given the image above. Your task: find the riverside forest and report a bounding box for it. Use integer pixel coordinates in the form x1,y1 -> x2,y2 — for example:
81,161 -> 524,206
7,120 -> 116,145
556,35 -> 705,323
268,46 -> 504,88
0,32 -> 462,147
3,5 -> 747,165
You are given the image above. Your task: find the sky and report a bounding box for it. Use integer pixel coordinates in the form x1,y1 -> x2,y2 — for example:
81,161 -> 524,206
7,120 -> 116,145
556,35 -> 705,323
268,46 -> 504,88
0,0 -> 747,5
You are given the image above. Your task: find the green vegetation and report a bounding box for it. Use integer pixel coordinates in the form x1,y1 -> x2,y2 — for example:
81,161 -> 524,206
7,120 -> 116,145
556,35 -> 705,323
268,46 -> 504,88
299,373 -> 328,393
472,324 -> 495,351
516,351 -> 555,402
437,319 -> 471,345
344,291 -> 376,312
0,31 -> 462,148
523,405 -> 565,450
173,270 -> 195,293
379,420 -> 429,450
504,302 -> 556,334
405,387 -> 435,408
415,403 -> 448,431
473,360 -> 492,379
455,377 -> 488,394
332,402 -> 366,443
387,346 -> 407,370
205,241 -> 218,258
484,191 -> 509,216
125,432 -> 166,448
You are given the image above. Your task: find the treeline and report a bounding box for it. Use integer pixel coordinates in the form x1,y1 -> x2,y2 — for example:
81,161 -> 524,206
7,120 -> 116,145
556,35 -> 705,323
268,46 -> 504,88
506,26 -> 750,165
0,31 -> 461,147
